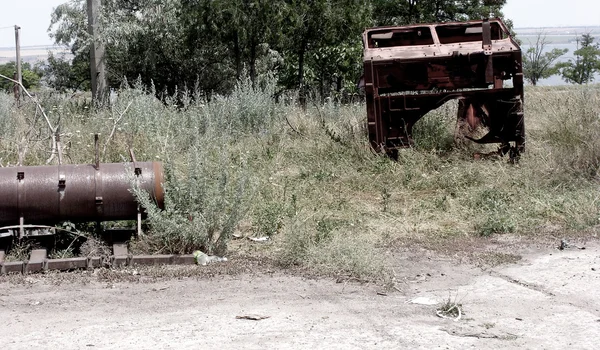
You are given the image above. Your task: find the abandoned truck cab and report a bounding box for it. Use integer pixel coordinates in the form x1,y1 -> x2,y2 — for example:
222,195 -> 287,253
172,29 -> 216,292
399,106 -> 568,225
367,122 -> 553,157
362,18 -> 525,157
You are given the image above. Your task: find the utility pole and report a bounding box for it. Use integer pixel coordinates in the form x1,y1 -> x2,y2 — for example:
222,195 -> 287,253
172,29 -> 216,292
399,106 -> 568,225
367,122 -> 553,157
14,25 -> 22,103
87,0 -> 106,102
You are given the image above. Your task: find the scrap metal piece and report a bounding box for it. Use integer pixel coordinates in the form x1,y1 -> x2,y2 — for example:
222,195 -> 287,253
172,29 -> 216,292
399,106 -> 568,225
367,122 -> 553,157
362,18 -> 525,156
482,19 -> 493,55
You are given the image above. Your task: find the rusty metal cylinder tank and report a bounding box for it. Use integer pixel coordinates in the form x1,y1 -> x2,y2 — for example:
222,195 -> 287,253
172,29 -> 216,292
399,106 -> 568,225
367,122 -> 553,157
0,162 -> 164,227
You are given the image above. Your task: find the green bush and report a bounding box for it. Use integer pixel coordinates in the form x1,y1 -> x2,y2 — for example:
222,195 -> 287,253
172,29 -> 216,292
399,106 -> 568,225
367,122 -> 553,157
130,77 -> 282,255
133,149 -> 248,255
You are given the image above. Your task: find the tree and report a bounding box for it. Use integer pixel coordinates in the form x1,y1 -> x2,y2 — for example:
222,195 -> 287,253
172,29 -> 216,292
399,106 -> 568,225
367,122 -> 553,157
45,0 -> 514,98
558,33 -> 600,85
46,0 -> 91,92
371,0 -> 507,26
180,0 -> 285,89
278,0 -> 371,100
42,52 -> 91,92
48,0 -> 282,95
522,33 -> 568,86
0,61 -> 43,93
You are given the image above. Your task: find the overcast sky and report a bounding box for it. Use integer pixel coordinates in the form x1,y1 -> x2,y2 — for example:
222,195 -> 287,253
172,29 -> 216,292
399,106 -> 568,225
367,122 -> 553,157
503,0 -> 600,28
0,0 -> 599,48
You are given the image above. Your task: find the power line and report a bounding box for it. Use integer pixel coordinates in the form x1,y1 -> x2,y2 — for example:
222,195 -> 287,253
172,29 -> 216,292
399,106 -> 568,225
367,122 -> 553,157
0,26 -> 16,30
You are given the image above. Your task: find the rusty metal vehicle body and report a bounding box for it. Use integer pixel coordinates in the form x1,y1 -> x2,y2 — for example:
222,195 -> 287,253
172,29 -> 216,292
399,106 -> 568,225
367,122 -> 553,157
0,162 -> 164,237
362,18 -> 525,156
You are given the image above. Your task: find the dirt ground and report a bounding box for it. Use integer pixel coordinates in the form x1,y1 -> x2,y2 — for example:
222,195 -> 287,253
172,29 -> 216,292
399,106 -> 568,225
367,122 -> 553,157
1,238 -> 599,349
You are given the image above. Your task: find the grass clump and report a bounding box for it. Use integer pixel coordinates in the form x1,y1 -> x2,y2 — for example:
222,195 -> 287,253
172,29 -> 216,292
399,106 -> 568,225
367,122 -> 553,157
277,212 -> 389,281
472,188 -> 517,236
4,241 -> 33,262
538,89 -> 600,179
436,293 -> 464,320
412,102 -> 456,152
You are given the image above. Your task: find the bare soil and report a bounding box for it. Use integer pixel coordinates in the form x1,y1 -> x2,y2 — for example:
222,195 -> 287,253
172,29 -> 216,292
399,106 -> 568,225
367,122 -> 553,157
1,238 -> 599,349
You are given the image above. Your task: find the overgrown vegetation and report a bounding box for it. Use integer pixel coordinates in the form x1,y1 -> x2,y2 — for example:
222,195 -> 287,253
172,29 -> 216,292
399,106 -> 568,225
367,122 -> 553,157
0,81 -> 599,280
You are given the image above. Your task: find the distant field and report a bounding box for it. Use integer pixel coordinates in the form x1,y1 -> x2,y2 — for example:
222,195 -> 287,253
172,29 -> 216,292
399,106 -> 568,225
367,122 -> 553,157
515,26 -> 600,44
517,35 -> 579,44
515,26 -> 600,35
0,46 -> 71,64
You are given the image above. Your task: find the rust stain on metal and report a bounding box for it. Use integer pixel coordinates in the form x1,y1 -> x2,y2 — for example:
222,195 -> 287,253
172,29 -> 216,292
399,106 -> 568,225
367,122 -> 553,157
362,18 -> 525,157
0,162 -> 164,227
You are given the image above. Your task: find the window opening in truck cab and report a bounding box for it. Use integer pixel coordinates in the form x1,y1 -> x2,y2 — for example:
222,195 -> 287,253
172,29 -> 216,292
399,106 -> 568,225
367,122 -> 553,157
368,27 -> 434,48
436,22 -> 505,44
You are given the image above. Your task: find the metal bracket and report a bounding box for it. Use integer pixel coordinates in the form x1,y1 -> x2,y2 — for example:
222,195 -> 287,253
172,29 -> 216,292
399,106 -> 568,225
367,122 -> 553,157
58,175 -> 66,189
95,196 -> 104,215
129,148 -> 142,176
482,19 -> 492,55
94,134 -> 100,170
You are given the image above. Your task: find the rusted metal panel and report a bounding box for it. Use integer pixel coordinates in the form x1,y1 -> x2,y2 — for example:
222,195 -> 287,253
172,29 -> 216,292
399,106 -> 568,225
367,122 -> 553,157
130,255 -> 174,266
1,261 -> 24,274
0,162 -> 164,227
1,254 -> 202,274
25,249 -> 47,273
172,255 -> 196,265
45,257 -> 88,271
87,256 -> 103,268
111,255 -> 129,267
112,241 -> 129,267
362,18 -> 525,157
112,242 -> 129,257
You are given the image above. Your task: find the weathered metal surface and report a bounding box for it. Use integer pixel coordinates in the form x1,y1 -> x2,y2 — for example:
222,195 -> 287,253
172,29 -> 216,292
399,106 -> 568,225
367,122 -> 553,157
111,241 -> 130,267
25,249 -> 47,273
45,257 -> 88,271
172,255 -> 196,265
0,162 -> 164,227
111,256 -> 129,267
1,261 -> 24,274
130,255 -> 175,266
362,18 -> 525,156
113,242 -> 129,257
87,256 -> 103,268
